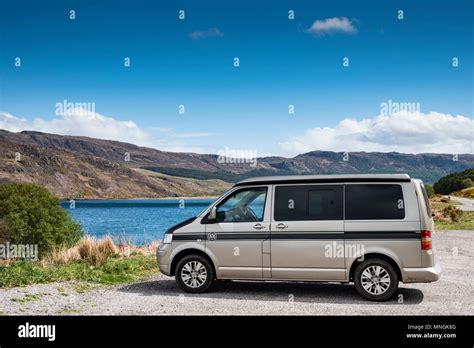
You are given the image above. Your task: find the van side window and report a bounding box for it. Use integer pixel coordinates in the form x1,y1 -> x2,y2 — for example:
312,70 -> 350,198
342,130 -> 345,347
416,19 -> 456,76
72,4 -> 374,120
216,187 -> 267,223
345,184 -> 405,220
274,185 -> 343,221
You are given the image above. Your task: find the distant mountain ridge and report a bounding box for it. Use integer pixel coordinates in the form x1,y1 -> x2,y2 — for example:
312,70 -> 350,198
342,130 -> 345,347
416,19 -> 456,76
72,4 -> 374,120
0,129 -> 473,199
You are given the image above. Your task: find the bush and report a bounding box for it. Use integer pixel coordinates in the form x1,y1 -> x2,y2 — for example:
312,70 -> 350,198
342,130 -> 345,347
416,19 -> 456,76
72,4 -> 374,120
434,168 -> 474,194
442,205 -> 463,223
0,183 -> 83,257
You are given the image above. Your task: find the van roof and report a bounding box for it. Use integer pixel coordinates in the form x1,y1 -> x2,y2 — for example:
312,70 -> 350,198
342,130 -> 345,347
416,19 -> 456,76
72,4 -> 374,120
234,174 -> 411,186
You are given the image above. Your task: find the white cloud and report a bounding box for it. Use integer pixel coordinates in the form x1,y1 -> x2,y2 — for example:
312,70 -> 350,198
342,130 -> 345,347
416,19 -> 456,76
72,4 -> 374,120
306,17 -> 358,36
279,111 -> 473,156
2,109 -> 472,157
0,109 -> 210,153
189,28 -> 224,40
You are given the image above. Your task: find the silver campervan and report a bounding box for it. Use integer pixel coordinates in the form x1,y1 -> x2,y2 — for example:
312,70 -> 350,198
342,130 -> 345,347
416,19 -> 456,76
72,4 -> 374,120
157,174 -> 440,301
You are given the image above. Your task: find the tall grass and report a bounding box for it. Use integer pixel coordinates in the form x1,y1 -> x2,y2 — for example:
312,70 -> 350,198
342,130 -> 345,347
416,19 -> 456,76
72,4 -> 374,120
42,235 -> 155,267
1,236 -> 160,288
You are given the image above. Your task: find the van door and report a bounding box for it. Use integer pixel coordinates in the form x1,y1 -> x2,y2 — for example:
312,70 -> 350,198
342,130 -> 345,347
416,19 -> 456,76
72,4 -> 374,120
270,184 -> 346,281
204,186 -> 271,279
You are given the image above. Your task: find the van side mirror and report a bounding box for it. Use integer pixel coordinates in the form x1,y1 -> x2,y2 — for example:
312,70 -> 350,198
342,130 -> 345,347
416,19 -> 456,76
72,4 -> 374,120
208,206 -> 217,221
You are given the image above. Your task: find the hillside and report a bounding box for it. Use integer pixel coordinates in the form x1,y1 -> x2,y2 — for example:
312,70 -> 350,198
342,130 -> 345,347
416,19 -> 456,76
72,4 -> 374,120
0,131 -> 231,199
0,129 -> 473,199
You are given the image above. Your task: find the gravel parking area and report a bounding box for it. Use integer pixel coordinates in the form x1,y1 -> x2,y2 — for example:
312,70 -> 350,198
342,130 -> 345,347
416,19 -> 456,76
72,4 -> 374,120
0,230 -> 472,315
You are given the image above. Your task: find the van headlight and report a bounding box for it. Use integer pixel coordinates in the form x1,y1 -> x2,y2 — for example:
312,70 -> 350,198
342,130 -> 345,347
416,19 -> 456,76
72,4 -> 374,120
162,233 -> 173,244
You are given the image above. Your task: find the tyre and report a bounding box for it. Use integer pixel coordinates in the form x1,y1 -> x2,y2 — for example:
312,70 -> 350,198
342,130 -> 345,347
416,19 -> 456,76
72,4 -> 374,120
354,258 -> 398,301
175,254 -> 214,293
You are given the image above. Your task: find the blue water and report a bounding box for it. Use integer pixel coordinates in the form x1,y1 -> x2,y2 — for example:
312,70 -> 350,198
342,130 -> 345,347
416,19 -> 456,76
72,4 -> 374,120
61,199 -> 214,245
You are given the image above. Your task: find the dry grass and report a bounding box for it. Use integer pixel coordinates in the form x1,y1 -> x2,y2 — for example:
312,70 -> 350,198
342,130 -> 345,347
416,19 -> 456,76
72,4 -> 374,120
42,245 -> 81,265
76,237 -> 106,266
42,236 -> 158,267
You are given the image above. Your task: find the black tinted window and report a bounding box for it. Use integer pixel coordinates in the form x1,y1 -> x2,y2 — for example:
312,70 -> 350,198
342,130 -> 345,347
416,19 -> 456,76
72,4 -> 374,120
274,185 -> 343,221
345,184 -> 405,220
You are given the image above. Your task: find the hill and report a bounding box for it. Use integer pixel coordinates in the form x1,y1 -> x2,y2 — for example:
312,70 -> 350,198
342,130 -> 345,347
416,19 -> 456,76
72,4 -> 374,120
0,129 -> 473,199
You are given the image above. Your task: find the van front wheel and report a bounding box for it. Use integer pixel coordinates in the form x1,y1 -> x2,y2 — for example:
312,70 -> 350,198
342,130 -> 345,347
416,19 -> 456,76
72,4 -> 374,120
354,259 -> 398,301
175,254 -> 214,293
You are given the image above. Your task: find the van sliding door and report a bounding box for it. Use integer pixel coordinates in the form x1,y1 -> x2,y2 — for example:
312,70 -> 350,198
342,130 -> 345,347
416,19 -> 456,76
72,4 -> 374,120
270,184 -> 346,281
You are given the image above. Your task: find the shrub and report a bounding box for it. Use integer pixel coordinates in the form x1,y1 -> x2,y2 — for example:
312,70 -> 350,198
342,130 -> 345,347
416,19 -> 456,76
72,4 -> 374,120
0,183 -> 83,257
442,205 -> 463,223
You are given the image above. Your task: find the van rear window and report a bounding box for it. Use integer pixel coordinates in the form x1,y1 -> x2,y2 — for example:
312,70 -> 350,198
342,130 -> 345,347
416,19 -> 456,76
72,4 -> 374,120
420,183 -> 432,217
345,184 -> 405,220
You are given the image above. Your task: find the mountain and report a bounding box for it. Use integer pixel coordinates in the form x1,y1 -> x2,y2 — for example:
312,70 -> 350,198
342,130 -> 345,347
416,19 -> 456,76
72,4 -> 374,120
0,129 -> 473,199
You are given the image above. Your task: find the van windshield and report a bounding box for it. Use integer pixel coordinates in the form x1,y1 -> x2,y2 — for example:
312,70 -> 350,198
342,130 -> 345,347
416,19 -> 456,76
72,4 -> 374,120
420,182 -> 432,216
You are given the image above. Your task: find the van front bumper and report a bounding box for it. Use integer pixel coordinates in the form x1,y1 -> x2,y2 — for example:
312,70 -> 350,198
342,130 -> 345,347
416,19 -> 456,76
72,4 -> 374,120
402,263 -> 441,283
157,244 -> 172,276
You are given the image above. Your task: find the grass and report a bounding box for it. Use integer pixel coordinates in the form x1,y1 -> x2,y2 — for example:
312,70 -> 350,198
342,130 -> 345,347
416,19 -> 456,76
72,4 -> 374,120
43,236 -> 118,266
10,293 -> 43,304
60,308 -> 81,315
73,282 -> 94,293
0,254 -> 158,288
434,211 -> 474,230
0,235 -> 159,288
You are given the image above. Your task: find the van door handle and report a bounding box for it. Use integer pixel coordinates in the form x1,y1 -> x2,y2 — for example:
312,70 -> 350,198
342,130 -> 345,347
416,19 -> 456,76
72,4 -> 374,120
276,223 -> 288,230
253,223 -> 265,230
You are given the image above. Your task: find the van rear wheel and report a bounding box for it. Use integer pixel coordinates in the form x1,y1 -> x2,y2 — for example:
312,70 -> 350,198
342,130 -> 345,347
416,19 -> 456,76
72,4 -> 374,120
354,259 -> 398,301
175,254 -> 214,293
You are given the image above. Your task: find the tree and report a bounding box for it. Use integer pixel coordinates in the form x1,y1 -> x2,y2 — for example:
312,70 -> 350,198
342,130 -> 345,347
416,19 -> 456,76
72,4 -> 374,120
0,183 -> 83,258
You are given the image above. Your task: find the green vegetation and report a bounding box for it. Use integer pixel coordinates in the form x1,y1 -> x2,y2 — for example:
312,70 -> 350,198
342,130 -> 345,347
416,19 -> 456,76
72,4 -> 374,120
143,166 -> 241,182
0,254 -> 157,288
142,166 -> 294,183
431,196 -> 474,230
11,293 -> 43,304
60,308 -> 81,314
424,184 -> 435,198
433,168 -> 474,195
434,212 -> 474,230
0,183 -> 83,257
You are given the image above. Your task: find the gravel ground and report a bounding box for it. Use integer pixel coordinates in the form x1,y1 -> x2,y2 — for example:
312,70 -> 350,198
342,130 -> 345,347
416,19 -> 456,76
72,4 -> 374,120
0,230 -> 472,315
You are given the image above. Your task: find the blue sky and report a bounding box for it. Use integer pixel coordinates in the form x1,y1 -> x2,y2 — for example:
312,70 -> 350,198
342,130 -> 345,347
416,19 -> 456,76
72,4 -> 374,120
0,0 -> 472,156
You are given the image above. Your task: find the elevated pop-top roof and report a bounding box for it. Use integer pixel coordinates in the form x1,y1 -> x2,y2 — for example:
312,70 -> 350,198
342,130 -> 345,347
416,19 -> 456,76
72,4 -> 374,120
234,174 -> 411,187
